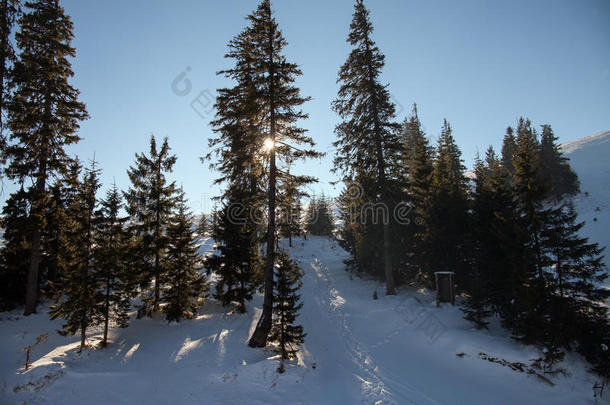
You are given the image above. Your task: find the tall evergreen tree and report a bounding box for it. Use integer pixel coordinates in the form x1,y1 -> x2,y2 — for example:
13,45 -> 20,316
205,12 -> 265,316
124,135 -> 178,316
196,213 -> 208,237
0,0 -> 19,145
93,183 -> 132,347
333,0 -> 401,294
538,124 -> 579,201
501,126 -> 516,175
305,194 -> 334,237
49,161 -> 100,350
400,104 -> 434,280
425,119 -> 469,286
269,252 -> 306,373
231,0 -> 320,347
542,203 -> 609,374
163,189 -> 206,322
206,187 -> 261,313
462,147 -> 525,328
508,117 -> 562,347
5,0 -> 88,315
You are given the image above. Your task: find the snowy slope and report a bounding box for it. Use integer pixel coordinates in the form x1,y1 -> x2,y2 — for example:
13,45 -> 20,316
561,130 -> 610,263
1,236 -> 606,404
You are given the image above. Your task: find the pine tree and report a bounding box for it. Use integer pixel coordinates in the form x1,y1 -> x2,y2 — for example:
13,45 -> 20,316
227,0 -> 320,348
278,167 -> 309,247
93,183 -> 132,347
124,135 -> 178,316
501,126 -> 516,175
305,194 -> 334,237
462,152 -> 494,329
538,124 -> 579,201
400,104 -> 434,280
196,213 -> 208,237
541,202 -> 609,375
333,0 -> 401,295
206,187 -> 261,314
425,119 -> 469,286
41,160 -> 82,290
0,186 -> 31,310
508,117 -> 562,347
335,182 -> 364,273
49,160 -> 100,350
0,0 -> 19,145
462,147 -> 524,329
163,190 -> 206,322
269,252 -> 306,373
5,0 -> 88,315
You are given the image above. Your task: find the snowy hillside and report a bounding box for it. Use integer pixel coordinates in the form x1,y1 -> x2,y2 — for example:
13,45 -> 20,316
1,237 -> 606,404
561,130 -> 610,263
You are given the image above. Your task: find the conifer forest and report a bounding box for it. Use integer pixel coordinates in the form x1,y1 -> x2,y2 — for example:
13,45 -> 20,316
0,1 -> 608,404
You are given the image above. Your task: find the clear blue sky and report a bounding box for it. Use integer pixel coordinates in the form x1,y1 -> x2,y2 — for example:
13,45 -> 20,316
12,0 -> 610,213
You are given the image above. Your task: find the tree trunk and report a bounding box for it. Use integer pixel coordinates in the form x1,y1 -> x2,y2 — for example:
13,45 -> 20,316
24,174 -> 47,316
383,221 -> 396,295
103,278 -> 110,347
24,228 -> 42,315
249,147 -> 276,347
249,23 -> 277,348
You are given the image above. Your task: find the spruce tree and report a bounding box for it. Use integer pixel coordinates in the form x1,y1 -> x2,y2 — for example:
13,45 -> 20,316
205,7 -> 265,317
400,104 -> 434,280
124,135 -> 178,316
49,160 -> 100,350
305,194 -> 334,237
206,187 -> 261,314
538,124 -> 579,201
5,0 -> 88,315
501,126 -> 516,175
333,0 -> 401,294
462,152 -> 494,329
542,202 -> 609,374
225,0 -> 320,348
278,167 -> 310,247
196,213 -> 208,237
163,190 -> 206,322
463,147 -> 523,328
0,186 -> 31,310
508,118 -> 562,347
335,182 -> 364,272
42,160 -> 82,289
269,252 -> 306,373
93,183 -> 132,347
0,0 -> 19,145
425,119 -> 469,286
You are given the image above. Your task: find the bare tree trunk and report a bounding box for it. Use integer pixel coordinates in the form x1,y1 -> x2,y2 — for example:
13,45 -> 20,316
249,146 -> 276,347
24,228 -> 41,315
383,221 -> 396,295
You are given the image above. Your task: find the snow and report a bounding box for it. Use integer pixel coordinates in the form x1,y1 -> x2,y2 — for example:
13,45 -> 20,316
561,130 -> 610,268
1,236 -> 607,404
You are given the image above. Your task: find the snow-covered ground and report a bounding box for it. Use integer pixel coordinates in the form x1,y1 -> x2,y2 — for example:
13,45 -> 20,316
1,236 -> 606,404
561,130 -> 610,266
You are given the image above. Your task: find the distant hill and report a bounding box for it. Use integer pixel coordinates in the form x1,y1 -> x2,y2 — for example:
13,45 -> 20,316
561,130 -> 610,264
